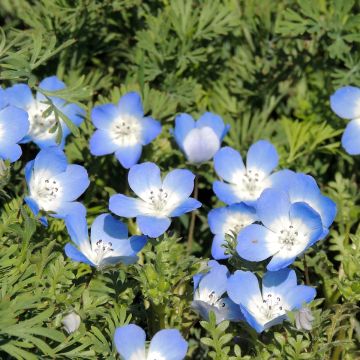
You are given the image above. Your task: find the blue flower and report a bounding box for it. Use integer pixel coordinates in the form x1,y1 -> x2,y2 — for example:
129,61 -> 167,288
90,92 -> 162,169
173,112 -> 229,164
5,76 -> 85,148
213,140 -> 279,206
330,86 -> 360,155
236,188 -> 323,271
270,169 -> 337,238
227,268 -> 316,333
192,260 -> 244,324
64,213 -> 147,268
114,324 -> 188,360
109,162 -> 201,238
24,147 -> 89,224
0,106 -> 29,163
208,203 -> 258,260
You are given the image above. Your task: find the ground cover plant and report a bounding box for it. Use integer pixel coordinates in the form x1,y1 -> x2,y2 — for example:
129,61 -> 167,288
0,0 -> 360,359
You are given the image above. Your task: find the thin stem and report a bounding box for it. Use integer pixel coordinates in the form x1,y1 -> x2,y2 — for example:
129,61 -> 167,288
303,255 -> 310,285
187,175 -> 199,252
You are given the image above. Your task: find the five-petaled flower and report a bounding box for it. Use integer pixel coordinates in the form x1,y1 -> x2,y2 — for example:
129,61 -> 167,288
173,112 -> 230,164
24,147 -> 89,225
90,92 -> 162,169
192,260 -> 244,324
208,203 -> 257,260
213,140 -> 279,206
330,86 -> 360,155
270,169 -> 337,238
109,162 -> 201,238
0,105 -> 29,163
227,268 -> 316,333
114,324 -> 188,360
64,213 -> 147,268
4,76 -> 85,148
236,188 -> 323,271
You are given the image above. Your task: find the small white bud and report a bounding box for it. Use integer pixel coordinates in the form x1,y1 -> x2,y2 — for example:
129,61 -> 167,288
295,307 -> 314,331
62,312 -> 81,334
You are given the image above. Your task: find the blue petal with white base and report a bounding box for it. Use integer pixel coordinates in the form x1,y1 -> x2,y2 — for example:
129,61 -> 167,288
330,86 -> 360,119
342,119 -> 360,155
114,324 -> 146,360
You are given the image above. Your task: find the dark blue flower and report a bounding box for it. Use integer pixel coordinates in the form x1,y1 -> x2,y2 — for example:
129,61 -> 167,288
90,92 -> 161,169
109,162 -> 201,237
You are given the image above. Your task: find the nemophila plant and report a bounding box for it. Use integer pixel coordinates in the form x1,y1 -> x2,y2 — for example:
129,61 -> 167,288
207,203 -> 258,260
330,86 -> 360,155
24,147 -> 89,224
1,1 -> 360,359
4,76 -> 85,148
90,92 -> 162,169
227,269 -> 316,333
173,112 -> 229,164
213,140 -> 279,206
237,188 -> 323,271
114,324 -> 188,360
109,162 -> 201,237
64,213 -> 147,268
192,260 -> 243,324
0,105 -> 29,163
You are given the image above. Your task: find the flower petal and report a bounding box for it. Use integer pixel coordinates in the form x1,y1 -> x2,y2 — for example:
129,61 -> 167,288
91,103 -> 118,130
163,169 -> 196,201
5,84 -> 33,109
90,129 -> 119,155
109,194 -> 143,218
64,243 -> 94,266
114,325 -> 146,360
0,143 -> 22,163
169,198 -> 201,217
140,116 -> 162,145
330,86 -> 360,119
136,215 -> 171,238
197,112 -> 226,139
262,269 -> 297,300
118,92 -> 143,118
173,113 -> 195,150
0,106 -> 29,143
214,146 -> 245,183
211,234 -> 230,260
246,140 -> 278,175
33,147 -> 67,177
64,213 -> 89,247
115,143 -> 142,169
198,262 -> 229,300
148,329 -> 188,360
342,119 -> 360,155
285,285 -> 316,310
213,181 -> 240,205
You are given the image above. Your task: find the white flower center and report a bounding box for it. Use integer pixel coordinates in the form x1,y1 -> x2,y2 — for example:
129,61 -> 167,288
27,101 -> 57,141
29,174 -> 62,211
233,168 -> 270,201
278,224 -> 306,251
110,114 -> 141,146
92,239 -> 114,265
223,212 -> 255,235
260,293 -> 285,320
148,352 -> 166,360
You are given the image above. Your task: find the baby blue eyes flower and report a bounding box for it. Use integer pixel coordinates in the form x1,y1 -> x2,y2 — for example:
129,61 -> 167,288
227,268 -> 316,333
208,203 -> 258,260
24,147 -> 89,224
5,76 -> 85,149
173,112 -> 230,164
213,140 -> 279,206
114,324 -> 188,360
330,86 -> 360,155
64,213 -> 147,268
90,92 -> 162,169
270,169 -> 337,238
236,188 -> 323,271
0,106 -> 29,163
192,260 -> 243,324
109,162 -> 202,238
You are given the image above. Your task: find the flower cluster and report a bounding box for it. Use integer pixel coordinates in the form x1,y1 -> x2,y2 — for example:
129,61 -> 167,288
1,75 -> 344,358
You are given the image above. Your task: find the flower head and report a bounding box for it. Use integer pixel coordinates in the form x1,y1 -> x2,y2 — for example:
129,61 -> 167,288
62,312 -> 81,334
0,105 -> 29,163
192,260 -> 243,324
114,324 -> 188,360
213,140 -> 279,206
90,92 -> 162,169
5,76 -> 84,148
236,188 -> 323,271
208,203 -> 257,260
25,147 -> 89,224
109,162 -> 201,237
227,269 -> 316,333
270,169 -> 337,238
64,213 -> 147,268
330,86 -> 360,154
173,112 -> 229,164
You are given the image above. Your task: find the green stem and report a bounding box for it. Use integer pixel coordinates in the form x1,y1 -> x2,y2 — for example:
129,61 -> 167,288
187,175 -> 199,252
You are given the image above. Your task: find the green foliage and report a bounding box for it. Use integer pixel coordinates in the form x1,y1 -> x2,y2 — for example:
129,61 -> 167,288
1,0 -> 360,359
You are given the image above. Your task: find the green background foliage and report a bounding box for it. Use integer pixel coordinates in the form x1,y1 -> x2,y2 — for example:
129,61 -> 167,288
0,0 -> 359,358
